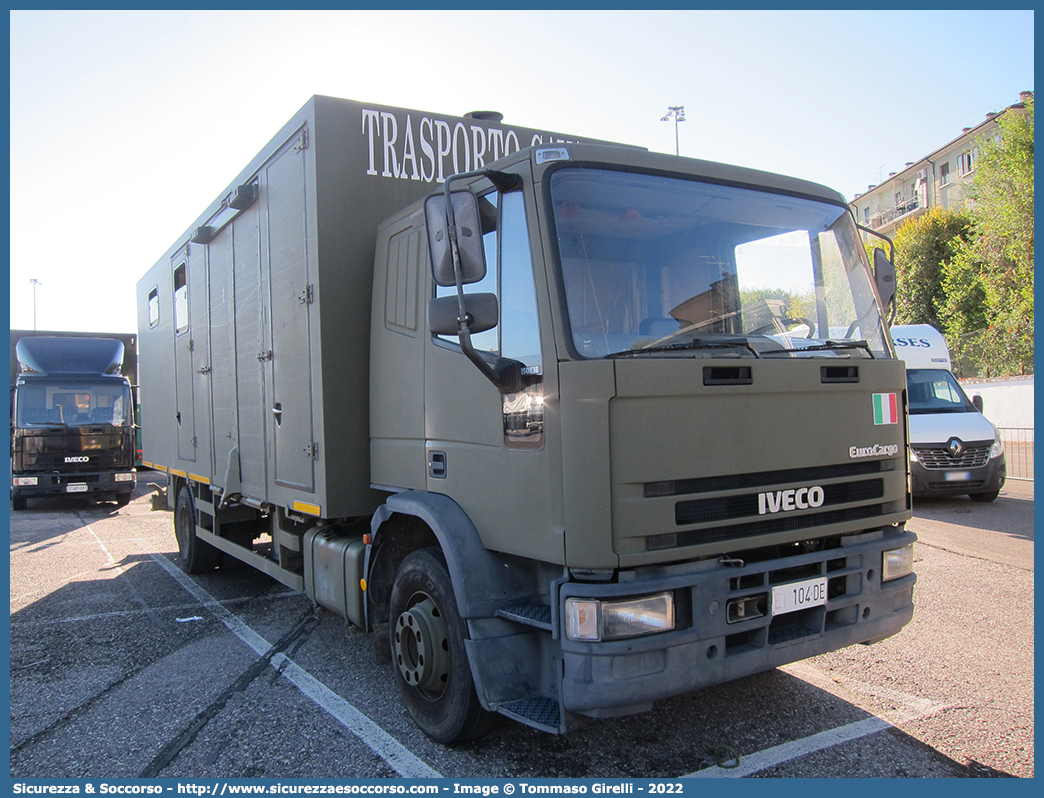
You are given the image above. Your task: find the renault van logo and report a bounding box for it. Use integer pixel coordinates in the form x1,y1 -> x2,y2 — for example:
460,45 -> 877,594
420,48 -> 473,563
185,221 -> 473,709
758,486 -> 825,515
948,438 -> 964,457
65,456 -> 89,463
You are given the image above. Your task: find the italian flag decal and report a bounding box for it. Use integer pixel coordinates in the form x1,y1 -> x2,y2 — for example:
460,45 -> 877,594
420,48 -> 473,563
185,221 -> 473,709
873,393 -> 899,425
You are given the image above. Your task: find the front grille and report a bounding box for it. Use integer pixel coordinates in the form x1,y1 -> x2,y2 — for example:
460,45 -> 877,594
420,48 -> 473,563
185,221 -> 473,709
913,444 -> 990,469
646,460 -> 890,499
675,478 -> 884,526
673,503 -> 889,548
23,450 -> 127,471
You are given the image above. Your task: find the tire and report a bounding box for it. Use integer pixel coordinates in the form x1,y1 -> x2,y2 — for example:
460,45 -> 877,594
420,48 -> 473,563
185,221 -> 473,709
174,486 -> 219,573
969,489 -> 1000,503
11,495 -> 27,511
116,492 -> 132,508
389,548 -> 496,743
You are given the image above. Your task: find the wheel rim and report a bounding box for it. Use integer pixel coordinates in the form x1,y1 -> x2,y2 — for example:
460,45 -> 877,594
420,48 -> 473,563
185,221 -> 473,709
394,596 -> 450,698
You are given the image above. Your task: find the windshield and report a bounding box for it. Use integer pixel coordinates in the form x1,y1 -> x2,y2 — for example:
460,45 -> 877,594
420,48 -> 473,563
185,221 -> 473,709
906,369 -> 976,415
15,382 -> 131,427
550,168 -> 890,359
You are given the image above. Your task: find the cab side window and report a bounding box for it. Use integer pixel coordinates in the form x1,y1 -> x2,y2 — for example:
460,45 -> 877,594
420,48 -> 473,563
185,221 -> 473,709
435,191 -> 541,370
434,189 -> 544,448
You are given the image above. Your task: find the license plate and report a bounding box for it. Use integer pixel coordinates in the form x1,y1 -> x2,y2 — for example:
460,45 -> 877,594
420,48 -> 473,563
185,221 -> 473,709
772,577 -> 828,616
944,471 -> 971,482
66,484 -> 88,493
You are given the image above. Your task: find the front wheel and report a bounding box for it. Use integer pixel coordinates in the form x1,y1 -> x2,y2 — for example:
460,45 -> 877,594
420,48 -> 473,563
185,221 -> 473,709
174,485 -> 219,573
969,489 -> 1000,503
389,548 -> 495,743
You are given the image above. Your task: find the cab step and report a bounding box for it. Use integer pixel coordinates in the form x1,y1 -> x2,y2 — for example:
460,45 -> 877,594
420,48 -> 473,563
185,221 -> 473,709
496,604 -> 552,630
497,696 -> 562,734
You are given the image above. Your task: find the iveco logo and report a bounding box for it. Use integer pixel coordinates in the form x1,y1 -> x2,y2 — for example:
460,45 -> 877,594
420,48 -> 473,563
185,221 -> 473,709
948,438 -> 964,457
64,456 -> 89,463
758,486 -> 825,515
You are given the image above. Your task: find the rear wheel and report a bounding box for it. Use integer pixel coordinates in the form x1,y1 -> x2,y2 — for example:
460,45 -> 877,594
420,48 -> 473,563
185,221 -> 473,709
174,485 -> 219,573
389,548 -> 495,743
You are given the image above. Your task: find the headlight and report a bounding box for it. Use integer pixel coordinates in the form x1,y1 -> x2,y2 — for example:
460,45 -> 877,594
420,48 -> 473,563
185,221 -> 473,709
882,544 -> 914,581
114,473 -> 136,482
13,477 -> 38,486
990,435 -> 1005,459
909,449 -> 919,463
565,592 -> 675,641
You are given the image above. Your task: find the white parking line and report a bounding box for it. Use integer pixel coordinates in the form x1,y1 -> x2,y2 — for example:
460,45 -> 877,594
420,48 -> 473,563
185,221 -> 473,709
782,661 -> 948,725
147,550 -> 442,779
11,593 -> 301,627
681,662 -> 948,778
684,717 -> 892,778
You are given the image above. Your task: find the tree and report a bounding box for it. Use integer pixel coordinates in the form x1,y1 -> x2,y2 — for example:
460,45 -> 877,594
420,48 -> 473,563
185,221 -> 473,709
937,244 -> 988,377
891,205 -> 974,331
951,97 -> 1034,375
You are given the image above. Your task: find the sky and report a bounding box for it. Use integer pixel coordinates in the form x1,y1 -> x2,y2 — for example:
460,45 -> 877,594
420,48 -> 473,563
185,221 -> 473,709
7,9 -> 1034,335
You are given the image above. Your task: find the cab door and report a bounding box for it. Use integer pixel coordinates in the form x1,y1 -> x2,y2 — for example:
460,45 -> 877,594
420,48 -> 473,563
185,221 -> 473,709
423,184 -> 563,564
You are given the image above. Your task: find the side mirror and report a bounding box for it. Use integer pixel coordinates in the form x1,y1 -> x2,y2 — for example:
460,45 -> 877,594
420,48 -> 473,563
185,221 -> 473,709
972,394 -> 984,413
873,247 -> 896,310
425,191 -> 487,287
427,293 -> 499,336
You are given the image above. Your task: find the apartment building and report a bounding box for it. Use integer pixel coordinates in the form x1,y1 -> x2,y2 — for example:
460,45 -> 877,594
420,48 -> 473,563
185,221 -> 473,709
850,91 -> 1032,236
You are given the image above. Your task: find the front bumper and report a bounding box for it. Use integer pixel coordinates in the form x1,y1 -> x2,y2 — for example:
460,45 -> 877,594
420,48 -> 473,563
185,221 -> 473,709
12,469 -> 136,499
559,525 -> 916,717
910,456 -> 1005,497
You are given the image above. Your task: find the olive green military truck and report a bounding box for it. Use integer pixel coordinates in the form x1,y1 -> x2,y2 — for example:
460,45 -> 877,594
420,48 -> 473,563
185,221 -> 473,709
137,96 -> 916,743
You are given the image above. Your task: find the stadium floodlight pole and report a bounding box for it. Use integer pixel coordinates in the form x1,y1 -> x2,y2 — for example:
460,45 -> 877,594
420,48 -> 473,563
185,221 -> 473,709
30,278 -> 42,330
660,106 -> 686,156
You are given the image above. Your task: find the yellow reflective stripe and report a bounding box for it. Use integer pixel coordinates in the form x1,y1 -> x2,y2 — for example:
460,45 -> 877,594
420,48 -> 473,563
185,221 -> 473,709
189,473 -> 210,485
168,468 -> 187,478
293,501 -> 322,517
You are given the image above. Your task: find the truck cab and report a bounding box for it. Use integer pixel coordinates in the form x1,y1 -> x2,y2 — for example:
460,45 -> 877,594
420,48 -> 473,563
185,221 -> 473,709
890,324 -> 1006,501
10,335 -> 137,509
368,143 -> 916,737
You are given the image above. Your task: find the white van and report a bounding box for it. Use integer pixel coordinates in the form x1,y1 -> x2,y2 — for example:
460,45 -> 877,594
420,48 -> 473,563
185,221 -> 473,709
891,325 -> 1006,501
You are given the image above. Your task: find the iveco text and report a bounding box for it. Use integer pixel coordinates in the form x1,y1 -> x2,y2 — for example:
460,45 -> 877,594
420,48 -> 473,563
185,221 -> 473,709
758,486 -> 826,515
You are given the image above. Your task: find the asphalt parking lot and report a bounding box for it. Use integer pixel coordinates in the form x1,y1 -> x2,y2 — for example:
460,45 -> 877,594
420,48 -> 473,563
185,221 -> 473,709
8,477 -> 1034,779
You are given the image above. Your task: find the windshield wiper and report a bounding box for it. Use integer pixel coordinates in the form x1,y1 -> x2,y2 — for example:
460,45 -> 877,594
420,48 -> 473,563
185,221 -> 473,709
761,340 -> 876,358
606,339 -> 760,359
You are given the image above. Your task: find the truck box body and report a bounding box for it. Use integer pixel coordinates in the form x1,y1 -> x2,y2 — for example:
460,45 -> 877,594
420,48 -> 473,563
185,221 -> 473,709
138,96 -> 916,740
10,330 -> 138,508
137,96 -> 589,521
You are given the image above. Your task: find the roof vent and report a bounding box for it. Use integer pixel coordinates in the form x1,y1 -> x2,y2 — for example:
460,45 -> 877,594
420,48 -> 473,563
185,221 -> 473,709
464,110 -> 504,123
